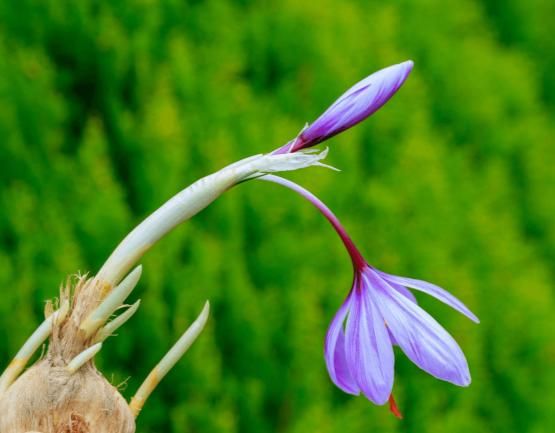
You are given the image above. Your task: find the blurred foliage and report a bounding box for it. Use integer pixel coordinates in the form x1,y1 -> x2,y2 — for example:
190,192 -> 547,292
0,0 -> 554,432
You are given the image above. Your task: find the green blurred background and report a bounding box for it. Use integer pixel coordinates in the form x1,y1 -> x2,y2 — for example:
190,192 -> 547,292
1,0 -> 554,432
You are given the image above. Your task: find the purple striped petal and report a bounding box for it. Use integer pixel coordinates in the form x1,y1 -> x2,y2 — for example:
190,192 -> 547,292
383,280 -> 418,345
345,285 -> 394,404
367,273 -> 471,386
386,279 -> 418,304
324,293 -> 359,395
379,272 -> 479,323
283,61 -> 413,153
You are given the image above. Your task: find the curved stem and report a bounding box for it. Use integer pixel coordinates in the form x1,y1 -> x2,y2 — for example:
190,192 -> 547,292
97,150 -> 329,286
259,175 -> 366,268
96,155 -> 264,285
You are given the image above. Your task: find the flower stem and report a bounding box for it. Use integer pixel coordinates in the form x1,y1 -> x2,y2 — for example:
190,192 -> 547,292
260,175 -> 366,269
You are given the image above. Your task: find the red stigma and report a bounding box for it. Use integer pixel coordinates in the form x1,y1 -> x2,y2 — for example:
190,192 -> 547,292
388,394 -> 403,419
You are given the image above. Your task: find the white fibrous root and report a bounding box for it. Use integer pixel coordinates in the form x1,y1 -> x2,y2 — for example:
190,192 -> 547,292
129,301 -> 210,417
0,300 -> 69,394
93,300 -> 141,344
80,266 -> 143,339
66,343 -> 103,374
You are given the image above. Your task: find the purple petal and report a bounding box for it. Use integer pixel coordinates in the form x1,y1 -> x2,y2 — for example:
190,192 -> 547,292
387,329 -> 398,346
367,273 -> 471,386
386,279 -> 418,304
324,293 -> 359,395
286,61 -> 413,152
379,272 -> 479,323
345,284 -> 394,404
383,280 -> 417,346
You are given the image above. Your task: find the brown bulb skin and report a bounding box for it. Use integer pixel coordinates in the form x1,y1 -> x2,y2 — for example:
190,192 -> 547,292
0,277 -> 136,433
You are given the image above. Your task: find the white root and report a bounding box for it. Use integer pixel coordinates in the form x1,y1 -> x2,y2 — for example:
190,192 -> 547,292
0,300 -> 70,394
129,301 -> 210,417
66,343 -> 103,374
93,300 -> 141,343
80,266 -> 142,339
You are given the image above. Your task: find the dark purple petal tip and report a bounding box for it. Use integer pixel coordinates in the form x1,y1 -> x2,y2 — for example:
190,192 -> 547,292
284,60 -> 413,153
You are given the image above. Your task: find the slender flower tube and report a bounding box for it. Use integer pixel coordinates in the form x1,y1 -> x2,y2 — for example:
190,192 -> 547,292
260,175 -> 478,415
273,61 -> 414,154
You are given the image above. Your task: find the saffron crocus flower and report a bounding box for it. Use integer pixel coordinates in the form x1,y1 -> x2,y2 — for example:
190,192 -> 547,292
261,175 -> 479,417
273,60 -> 414,154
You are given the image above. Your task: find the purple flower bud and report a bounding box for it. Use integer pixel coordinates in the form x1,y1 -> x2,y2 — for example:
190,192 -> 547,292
274,61 -> 413,154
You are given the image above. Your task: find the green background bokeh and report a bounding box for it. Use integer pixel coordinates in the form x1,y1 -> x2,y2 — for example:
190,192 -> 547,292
0,1 -> 554,432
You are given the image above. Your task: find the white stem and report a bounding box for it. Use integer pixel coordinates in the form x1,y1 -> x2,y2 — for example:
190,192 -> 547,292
93,299 -> 141,343
79,266 -> 142,339
96,155 -> 263,286
97,150 -> 329,286
0,301 -> 70,393
129,301 -> 210,417
66,343 -> 103,374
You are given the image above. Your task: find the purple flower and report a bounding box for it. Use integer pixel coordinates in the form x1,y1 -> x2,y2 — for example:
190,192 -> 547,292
325,265 -> 479,407
261,175 -> 479,417
273,61 -> 414,154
